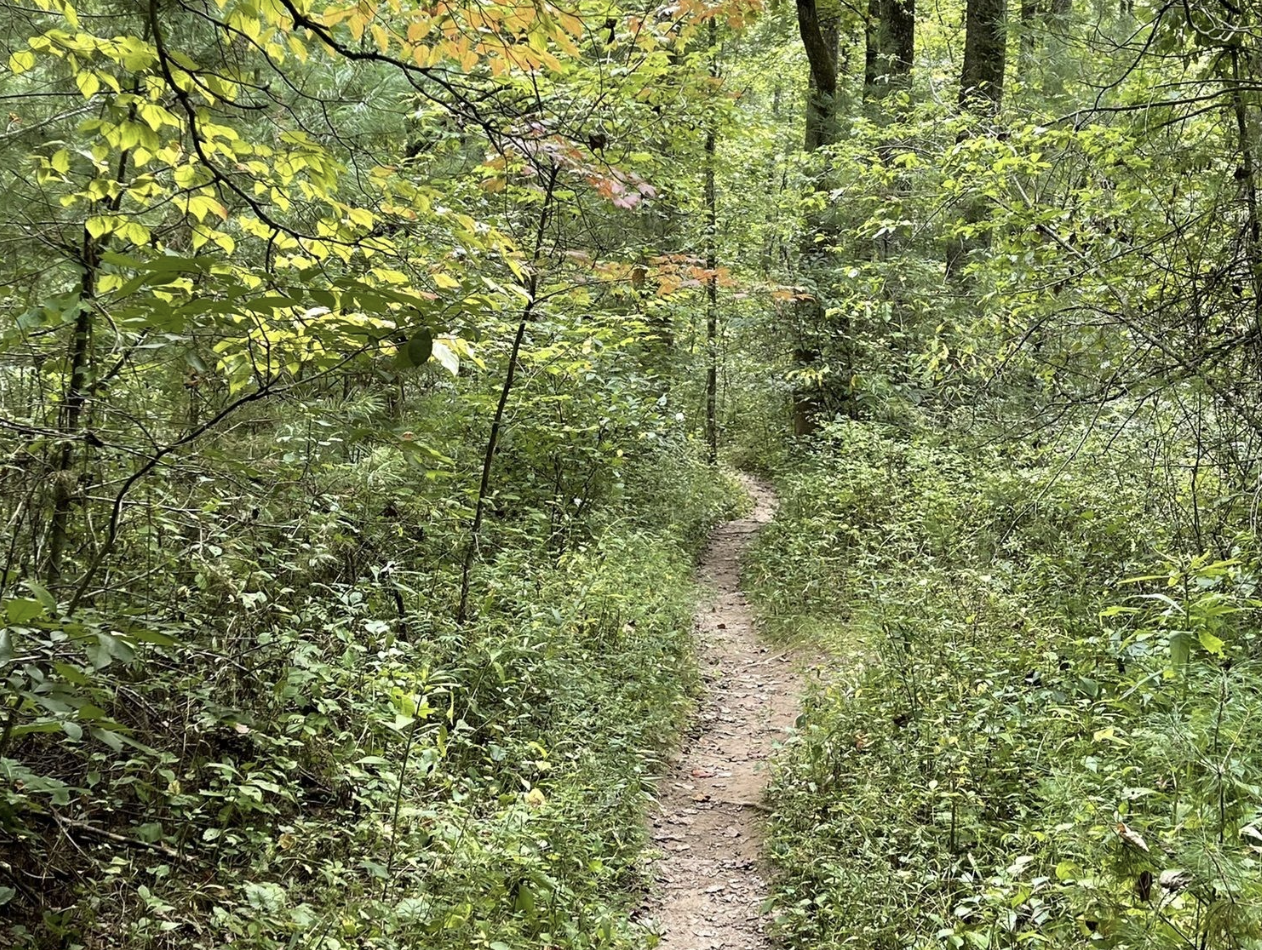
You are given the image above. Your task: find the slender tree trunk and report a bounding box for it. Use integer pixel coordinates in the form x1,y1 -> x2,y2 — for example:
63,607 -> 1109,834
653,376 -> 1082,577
1044,0 -> 1071,96
1229,45 -> 1262,362
47,248 -> 95,585
794,0 -> 845,432
1017,0 -> 1040,84
704,19 -> 720,464
457,167 -> 558,625
47,126 -> 138,585
886,0 -> 915,97
865,0 -> 881,97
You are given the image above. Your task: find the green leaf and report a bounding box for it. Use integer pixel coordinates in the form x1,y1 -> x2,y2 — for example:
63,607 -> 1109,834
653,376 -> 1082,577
5,597 -> 45,624
25,580 -> 56,611
514,882 -> 536,916
76,70 -> 100,98
407,330 -> 434,367
1197,629 -> 1225,655
1169,631 -> 1191,669
128,628 -> 178,647
91,727 -> 124,752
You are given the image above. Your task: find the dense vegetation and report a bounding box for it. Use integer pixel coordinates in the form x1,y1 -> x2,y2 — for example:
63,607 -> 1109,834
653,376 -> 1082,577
3,0 -> 1262,944
746,423 -> 1262,949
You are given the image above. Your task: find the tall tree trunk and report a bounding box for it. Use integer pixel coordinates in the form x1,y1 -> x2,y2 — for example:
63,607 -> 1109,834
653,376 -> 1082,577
1229,43 -> 1262,364
47,123 -> 139,585
794,0 -> 845,434
866,0 -> 915,103
1043,0 -> 1071,96
705,18 -> 720,464
958,0 -> 1007,111
797,0 -> 840,151
864,0 -> 880,96
47,245 -> 96,586
1018,0 -> 1040,83
946,0 -> 1007,279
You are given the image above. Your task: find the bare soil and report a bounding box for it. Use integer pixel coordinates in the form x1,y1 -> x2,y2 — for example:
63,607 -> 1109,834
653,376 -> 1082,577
645,476 -> 801,950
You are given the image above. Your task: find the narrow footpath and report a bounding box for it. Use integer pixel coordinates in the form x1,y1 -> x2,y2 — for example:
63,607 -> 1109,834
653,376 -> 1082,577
648,476 -> 801,950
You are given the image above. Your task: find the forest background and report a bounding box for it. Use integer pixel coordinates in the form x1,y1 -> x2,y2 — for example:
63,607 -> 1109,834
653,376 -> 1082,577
1,0 -> 1261,946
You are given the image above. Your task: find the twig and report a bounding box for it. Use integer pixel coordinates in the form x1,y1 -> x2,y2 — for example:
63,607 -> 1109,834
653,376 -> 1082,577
47,813 -> 196,864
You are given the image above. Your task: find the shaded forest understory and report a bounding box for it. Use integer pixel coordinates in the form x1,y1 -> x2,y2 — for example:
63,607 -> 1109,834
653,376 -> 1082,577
3,0 -> 1262,945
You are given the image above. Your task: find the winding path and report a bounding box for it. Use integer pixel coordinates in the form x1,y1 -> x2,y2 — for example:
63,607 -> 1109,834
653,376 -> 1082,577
647,476 -> 801,950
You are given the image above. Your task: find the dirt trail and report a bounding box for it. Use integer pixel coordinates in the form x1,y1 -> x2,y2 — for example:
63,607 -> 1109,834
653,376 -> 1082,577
646,476 -> 800,950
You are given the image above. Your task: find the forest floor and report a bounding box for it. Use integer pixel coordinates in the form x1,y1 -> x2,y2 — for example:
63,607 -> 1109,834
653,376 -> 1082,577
646,476 -> 803,950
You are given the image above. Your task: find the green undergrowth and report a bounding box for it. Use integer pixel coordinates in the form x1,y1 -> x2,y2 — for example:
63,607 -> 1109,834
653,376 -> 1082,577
745,419 -> 1262,950
3,444 -> 743,950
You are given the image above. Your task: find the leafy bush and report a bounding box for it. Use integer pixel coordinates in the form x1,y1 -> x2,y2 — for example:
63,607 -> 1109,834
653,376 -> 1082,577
748,420 -> 1262,950
1,422 -> 740,948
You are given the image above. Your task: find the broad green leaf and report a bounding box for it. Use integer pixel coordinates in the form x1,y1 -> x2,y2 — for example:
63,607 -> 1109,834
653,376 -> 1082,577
25,580 -> 56,611
5,597 -> 45,624
1197,630 -> 1225,655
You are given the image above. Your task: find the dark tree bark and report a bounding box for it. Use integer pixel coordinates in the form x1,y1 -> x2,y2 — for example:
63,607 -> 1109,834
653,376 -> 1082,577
1044,0 -> 1072,96
1018,0 -> 1040,82
947,0 -> 1007,278
1017,0 -> 1072,92
794,0 -> 844,434
958,0 -> 1007,111
864,0 -> 880,94
865,0 -> 915,103
797,0 -> 840,151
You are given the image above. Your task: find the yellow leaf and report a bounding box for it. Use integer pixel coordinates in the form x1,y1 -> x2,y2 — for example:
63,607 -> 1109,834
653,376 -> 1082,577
75,70 -> 100,98
8,50 -> 36,74
123,221 -> 151,245
50,149 -> 70,174
432,272 -> 459,289
85,215 -> 112,239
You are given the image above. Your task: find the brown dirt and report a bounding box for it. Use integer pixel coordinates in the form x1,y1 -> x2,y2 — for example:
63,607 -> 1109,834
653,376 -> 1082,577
644,475 -> 801,950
